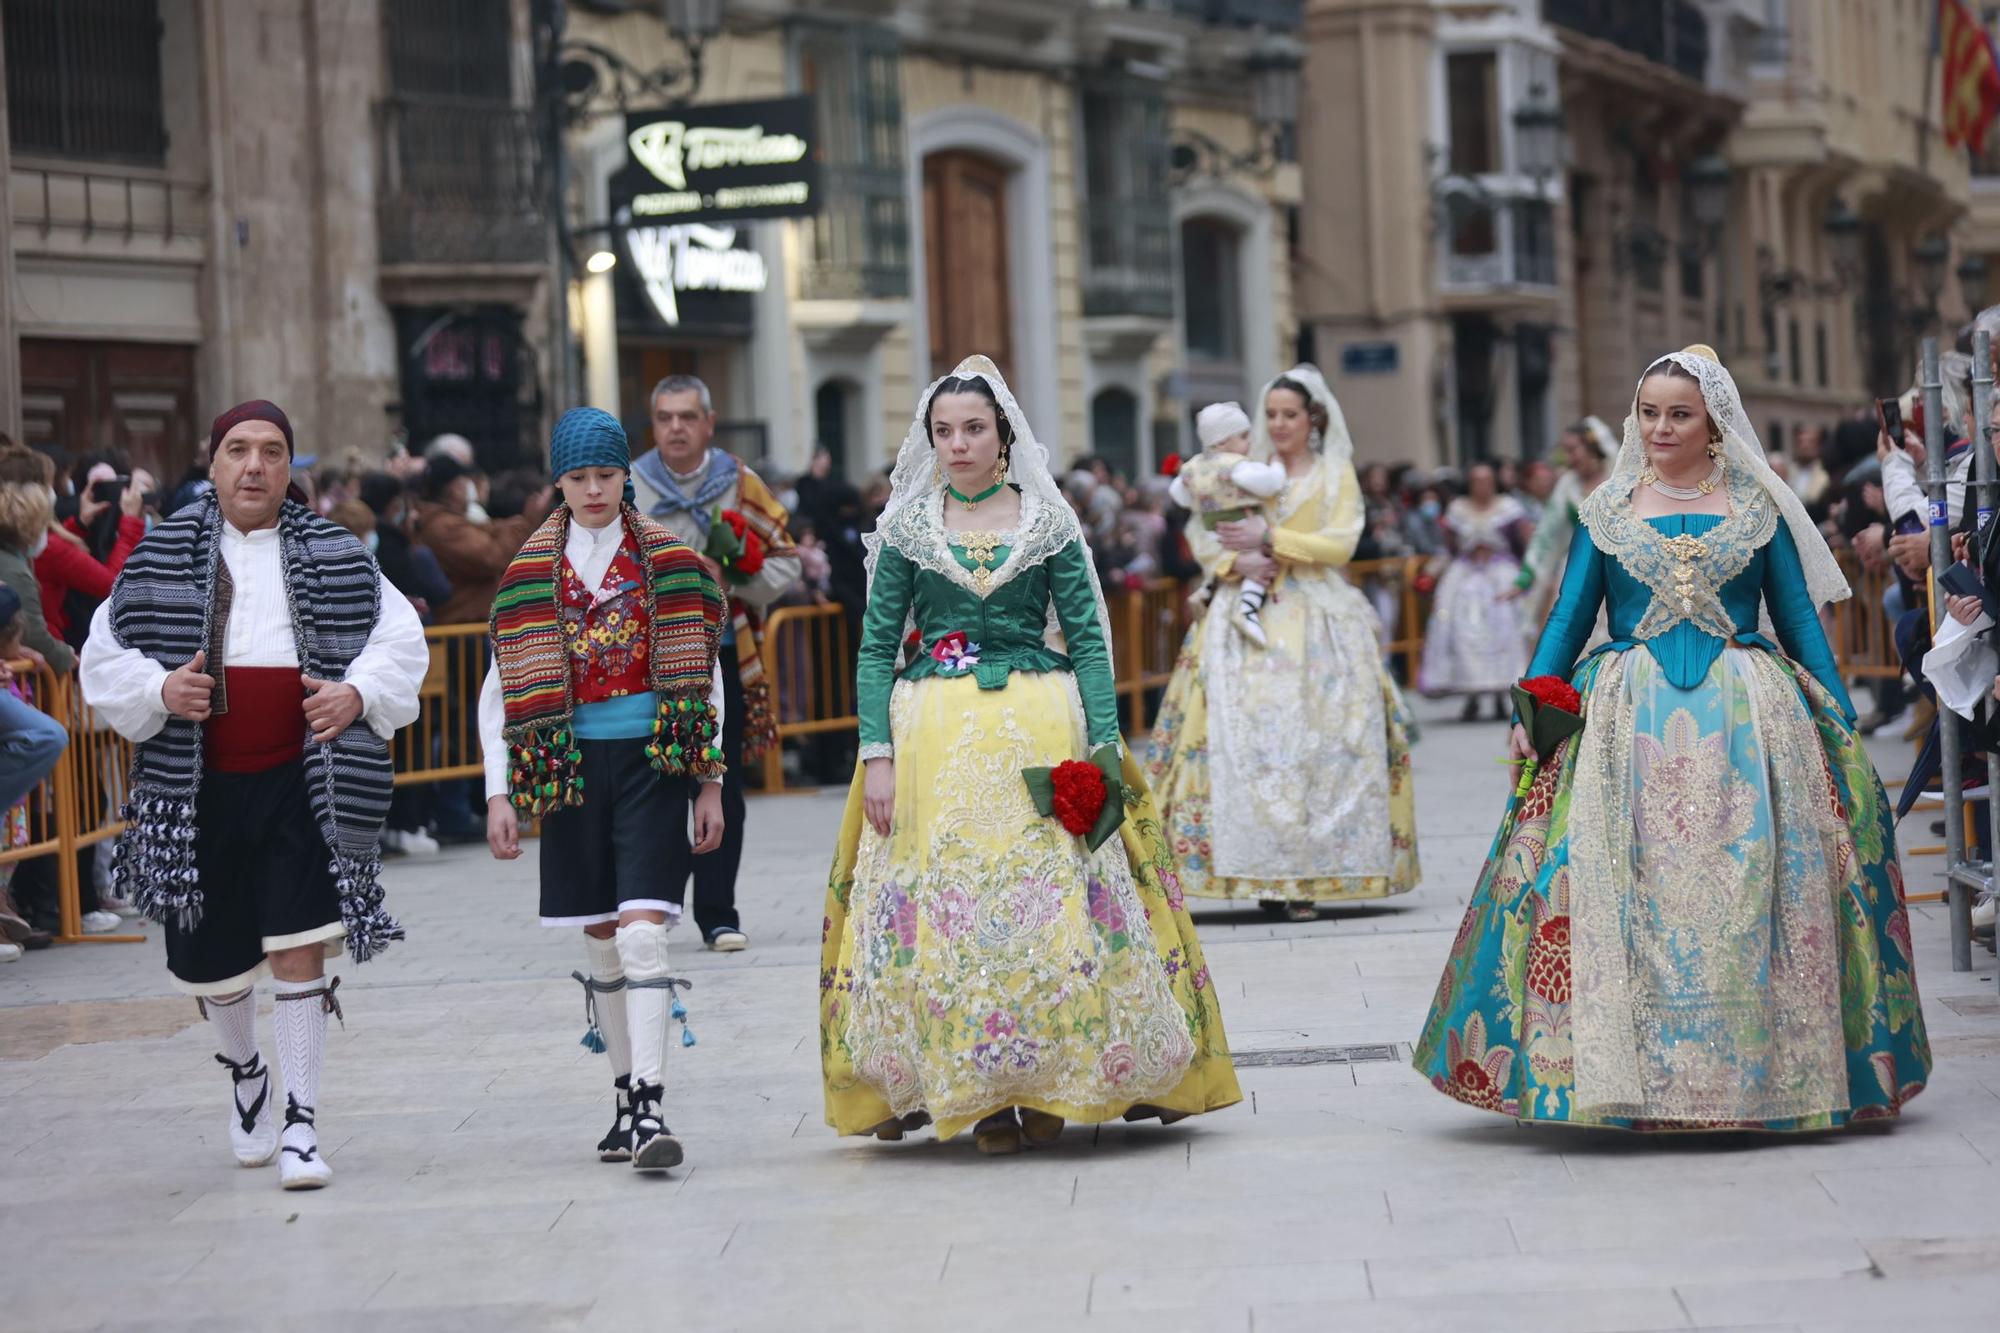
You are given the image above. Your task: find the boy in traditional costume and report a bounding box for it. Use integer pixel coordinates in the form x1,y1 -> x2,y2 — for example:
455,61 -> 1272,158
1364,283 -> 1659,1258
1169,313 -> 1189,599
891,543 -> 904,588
480,407 -> 728,1172
81,400 -> 430,1190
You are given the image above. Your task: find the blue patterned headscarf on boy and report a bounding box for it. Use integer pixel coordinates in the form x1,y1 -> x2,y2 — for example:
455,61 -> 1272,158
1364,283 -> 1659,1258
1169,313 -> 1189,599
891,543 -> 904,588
549,407 -> 630,478
549,407 -> 636,504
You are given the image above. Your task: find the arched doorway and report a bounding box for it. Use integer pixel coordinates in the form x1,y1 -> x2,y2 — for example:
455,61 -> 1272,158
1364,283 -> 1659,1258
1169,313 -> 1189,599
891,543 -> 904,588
814,377 -> 859,479
922,151 -> 1013,381
1180,214 -> 1247,408
1090,387 -> 1139,481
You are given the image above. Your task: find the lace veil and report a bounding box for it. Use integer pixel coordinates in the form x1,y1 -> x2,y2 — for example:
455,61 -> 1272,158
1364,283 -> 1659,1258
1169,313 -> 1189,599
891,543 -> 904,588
866,355 -> 1116,652
1581,345 -> 1850,608
1252,363 -> 1354,464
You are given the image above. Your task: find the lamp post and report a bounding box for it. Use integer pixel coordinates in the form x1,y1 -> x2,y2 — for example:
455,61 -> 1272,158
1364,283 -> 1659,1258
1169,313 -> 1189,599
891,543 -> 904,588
539,0 -> 719,409
1511,85 -> 1566,188
1170,32 -> 1303,182
1959,253 -> 1991,317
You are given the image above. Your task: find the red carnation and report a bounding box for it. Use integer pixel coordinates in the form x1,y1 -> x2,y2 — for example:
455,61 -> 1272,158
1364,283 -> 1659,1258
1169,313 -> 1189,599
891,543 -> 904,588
1160,453 -> 1183,477
1049,760 -> 1108,837
1520,675 -> 1582,715
721,509 -> 749,539
736,529 -> 766,577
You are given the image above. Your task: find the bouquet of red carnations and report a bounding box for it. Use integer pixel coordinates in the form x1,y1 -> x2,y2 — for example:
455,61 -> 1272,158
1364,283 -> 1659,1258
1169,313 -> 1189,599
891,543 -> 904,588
703,508 -> 766,585
1023,744 -> 1134,851
1509,674 -> 1586,799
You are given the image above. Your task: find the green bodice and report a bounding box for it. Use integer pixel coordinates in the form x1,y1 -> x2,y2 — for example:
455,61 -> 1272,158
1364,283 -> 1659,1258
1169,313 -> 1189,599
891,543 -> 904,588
857,535 -> 1117,753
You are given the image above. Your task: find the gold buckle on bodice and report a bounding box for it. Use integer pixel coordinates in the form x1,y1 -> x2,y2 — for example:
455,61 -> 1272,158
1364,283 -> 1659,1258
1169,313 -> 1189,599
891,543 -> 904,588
1659,532 -> 1711,615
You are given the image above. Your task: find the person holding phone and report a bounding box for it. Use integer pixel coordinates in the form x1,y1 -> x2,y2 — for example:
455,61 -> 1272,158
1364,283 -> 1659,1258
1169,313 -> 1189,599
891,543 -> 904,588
37,457 -> 151,648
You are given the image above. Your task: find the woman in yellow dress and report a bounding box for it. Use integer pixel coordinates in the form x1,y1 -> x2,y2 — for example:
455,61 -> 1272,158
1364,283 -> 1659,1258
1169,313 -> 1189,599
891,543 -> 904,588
1147,366 -> 1420,921
819,356 -> 1240,1155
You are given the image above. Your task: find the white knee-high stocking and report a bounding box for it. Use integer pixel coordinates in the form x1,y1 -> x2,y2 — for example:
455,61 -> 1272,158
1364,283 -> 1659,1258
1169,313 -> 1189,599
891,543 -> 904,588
614,921 -> 673,1092
582,933 -> 632,1081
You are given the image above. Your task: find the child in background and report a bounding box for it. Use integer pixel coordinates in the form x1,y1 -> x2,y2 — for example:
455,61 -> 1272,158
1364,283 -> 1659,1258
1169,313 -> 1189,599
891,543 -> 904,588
1169,402 -> 1287,646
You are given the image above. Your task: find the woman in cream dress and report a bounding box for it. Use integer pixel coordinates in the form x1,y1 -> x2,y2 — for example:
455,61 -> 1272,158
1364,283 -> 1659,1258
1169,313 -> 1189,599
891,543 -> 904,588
1146,366 -> 1420,922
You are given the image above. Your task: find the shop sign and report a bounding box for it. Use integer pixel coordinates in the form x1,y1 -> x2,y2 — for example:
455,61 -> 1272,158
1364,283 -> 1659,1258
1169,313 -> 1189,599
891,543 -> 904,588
614,96 -> 822,227
621,218 -> 768,330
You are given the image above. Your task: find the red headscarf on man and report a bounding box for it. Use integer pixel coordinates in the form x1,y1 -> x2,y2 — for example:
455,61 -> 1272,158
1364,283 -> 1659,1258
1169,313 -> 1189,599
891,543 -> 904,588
208,399 -> 295,457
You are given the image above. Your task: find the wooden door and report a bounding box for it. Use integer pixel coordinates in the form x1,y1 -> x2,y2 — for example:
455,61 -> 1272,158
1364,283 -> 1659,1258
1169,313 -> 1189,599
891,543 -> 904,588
922,151 -> 1012,382
18,340 -> 198,481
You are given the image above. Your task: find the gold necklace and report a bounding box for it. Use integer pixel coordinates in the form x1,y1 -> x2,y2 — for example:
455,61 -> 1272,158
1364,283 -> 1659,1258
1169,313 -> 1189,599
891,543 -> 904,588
956,529 -> 1004,594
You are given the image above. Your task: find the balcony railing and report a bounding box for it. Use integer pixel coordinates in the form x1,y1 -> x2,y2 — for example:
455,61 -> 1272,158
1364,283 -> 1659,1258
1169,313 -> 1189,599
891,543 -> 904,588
9,163 -> 206,243
1084,200 -> 1175,320
1161,0 -> 1304,28
375,95 -> 545,267
1543,0 -> 1710,84
802,169 -> 911,301
1443,197 -> 1559,292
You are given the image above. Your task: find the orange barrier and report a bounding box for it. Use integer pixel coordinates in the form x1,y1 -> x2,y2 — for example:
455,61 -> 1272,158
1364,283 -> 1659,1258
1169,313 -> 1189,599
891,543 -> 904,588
0,661 -> 143,946
391,622 -> 489,787
1828,552 -> 1902,683
1344,556 -> 1432,683
758,602 -> 858,793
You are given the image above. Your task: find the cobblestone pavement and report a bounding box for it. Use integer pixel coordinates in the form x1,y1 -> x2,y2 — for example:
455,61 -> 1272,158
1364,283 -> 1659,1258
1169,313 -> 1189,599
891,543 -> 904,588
3,699 -> 1996,1332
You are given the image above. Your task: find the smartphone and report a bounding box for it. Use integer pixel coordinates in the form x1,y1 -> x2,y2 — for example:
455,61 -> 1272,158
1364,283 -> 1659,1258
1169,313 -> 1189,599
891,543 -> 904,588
1941,560 -> 2000,620
89,475 -> 129,504
1877,398 -> 1905,447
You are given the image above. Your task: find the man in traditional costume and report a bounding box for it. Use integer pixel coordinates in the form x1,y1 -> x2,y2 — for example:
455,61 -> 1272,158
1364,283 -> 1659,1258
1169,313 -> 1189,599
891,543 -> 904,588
81,400 -> 429,1189
630,375 -> 798,953
481,407 -> 728,1171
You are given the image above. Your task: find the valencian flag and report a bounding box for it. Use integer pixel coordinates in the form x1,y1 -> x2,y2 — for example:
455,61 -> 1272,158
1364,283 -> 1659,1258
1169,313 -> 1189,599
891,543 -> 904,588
1941,0 -> 2000,153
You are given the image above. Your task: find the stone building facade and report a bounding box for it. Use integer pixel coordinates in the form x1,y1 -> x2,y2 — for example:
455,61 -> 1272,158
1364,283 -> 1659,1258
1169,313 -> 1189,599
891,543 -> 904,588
1299,0 -> 1974,470
1,0 -> 1301,485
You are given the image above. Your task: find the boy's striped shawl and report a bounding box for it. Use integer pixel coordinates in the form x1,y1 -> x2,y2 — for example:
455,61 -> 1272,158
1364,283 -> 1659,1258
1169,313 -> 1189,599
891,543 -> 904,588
491,505 -> 726,812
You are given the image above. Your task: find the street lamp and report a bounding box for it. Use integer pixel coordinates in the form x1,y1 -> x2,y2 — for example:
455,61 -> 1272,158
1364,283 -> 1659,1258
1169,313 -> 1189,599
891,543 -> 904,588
661,0 -> 723,44
1171,33 -> 1304,182
1511,85 -> 1566,186
1687,153 -> 1731,236
540,0 -> 718,409
1960,253 -> 1991,315
1823,197 -> 1862,277
1914,233 -> 1951,310
1246,32 -> 1303,130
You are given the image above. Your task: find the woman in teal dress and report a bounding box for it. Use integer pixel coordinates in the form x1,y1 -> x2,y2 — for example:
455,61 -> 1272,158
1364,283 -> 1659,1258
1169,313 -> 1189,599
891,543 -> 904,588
1415,345 -> 1930,1131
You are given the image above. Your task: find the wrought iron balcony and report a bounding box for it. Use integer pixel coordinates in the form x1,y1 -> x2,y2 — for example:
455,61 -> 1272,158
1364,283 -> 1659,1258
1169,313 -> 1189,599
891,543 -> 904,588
1442,197 -> 1559,293
375,95 -> 546,266
801,169 -> 911,302
1160,0 -> 1304,28
1543,0 -> 1710,84
1084,201 -> 1176,320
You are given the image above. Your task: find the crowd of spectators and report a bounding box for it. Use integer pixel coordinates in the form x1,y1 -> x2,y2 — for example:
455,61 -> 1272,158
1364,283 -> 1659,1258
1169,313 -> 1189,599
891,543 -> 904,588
4,380 -> 1990,959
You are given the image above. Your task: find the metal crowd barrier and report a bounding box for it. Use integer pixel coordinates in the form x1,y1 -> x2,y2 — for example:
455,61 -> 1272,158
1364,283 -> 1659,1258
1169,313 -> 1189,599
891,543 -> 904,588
0,661 -> 142,946
1921,332 -> 2000,984
391,622 -> 488,787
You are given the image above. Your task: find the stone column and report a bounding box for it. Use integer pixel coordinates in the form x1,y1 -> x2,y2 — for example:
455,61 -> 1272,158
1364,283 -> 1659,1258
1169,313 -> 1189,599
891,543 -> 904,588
1297,0 -> 1443,466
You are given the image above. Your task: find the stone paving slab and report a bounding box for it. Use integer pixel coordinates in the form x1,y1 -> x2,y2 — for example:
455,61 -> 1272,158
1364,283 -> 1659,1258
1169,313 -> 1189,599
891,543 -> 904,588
1,698 -> 1996,1331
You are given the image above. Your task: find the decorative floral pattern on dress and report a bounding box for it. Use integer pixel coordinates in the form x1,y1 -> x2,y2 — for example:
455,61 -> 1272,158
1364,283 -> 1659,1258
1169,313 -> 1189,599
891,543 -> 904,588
1145,569 -> 1420,901
818,670 -> 1239,1138
1414,648 -> 1930,1132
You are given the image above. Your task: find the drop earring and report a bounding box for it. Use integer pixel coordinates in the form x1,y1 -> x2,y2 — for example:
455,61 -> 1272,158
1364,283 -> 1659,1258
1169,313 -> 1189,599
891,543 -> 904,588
993,450 -> 1009,488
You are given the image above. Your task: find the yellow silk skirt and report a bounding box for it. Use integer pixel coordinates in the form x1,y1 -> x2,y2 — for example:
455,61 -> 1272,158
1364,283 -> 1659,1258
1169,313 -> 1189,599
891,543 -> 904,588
820,670 -> 1241,1140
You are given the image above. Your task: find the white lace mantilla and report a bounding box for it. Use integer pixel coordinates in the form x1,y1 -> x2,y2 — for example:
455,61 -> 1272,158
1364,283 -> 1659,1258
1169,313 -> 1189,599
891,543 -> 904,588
1582,347 -> 1847,610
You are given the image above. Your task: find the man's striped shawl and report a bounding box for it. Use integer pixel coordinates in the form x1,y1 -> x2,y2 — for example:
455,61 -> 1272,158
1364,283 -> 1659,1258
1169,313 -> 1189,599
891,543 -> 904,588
106,496 -> 402,962
491,505 -> 725,811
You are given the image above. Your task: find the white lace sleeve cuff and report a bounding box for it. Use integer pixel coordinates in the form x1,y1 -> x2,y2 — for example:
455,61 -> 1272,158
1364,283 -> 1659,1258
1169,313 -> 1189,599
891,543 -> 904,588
859,743 -> 894,762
